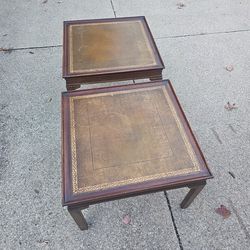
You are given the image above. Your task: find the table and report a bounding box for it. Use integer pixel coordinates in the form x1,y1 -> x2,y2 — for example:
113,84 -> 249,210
63,16 -> 164,91
61,80 -> 213,230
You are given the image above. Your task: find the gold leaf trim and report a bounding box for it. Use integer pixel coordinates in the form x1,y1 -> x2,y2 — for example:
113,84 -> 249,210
69,86 -> 201,194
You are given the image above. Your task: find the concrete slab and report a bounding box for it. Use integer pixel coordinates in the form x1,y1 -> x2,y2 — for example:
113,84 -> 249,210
0,48 -> 179,249
166,187 -> 250,250
112,0 -> 250,38
155,31 -> 250,249
155,32 -> 250,129
0,0 -> 114,48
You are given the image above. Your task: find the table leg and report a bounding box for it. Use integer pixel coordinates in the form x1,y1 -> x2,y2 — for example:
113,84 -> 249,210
68,206 -> 89,230
180,181 -> 206,209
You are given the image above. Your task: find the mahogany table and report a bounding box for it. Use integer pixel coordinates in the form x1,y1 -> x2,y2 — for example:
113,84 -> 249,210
63,16 -> 164,91
61,80 -> 213,230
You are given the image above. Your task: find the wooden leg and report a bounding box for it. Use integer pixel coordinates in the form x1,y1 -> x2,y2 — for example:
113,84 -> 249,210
149,74 -> 163,81
66,84 -> 81,91
180,181 -> 206,209
68,206 -> 88,230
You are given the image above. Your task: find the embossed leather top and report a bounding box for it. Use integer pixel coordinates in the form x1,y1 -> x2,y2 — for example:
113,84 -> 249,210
61,80 -> 212,206
63,16 -> 164,79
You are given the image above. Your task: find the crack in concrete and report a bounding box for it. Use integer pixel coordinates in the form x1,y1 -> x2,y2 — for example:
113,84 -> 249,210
1,29 -> 250,52
211,128 -> 223,144
228,124 -> 237,134
229,199 -> 250,242
110,0 -> 117,18
155,29 -> 250,40
164,191 -> 184,250
0,44 -> 62,52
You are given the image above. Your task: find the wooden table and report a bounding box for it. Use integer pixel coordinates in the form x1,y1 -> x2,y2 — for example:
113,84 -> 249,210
61,80 -> 213,230
63,16 -> 164,91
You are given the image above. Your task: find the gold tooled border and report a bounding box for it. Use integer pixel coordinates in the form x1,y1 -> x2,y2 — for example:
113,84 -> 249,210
68,20 -> 157,74
70,86 -> 201,194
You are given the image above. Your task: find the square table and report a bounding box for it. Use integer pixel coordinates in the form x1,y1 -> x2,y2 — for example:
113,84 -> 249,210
63,16 -> 164,91
61,80 -> 213,230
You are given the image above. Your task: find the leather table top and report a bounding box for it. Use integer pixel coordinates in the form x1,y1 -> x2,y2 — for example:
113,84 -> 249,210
63,16 -> 164,77
61,80 -> 212,205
